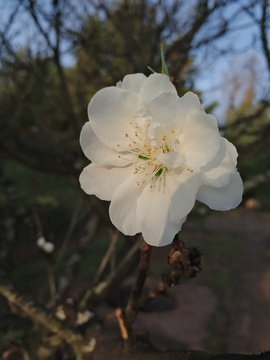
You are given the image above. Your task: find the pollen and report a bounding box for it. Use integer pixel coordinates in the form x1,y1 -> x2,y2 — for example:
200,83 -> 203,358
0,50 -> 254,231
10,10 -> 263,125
125,133 -> 128,137
117,144 -> 120,147
171,130 -> 175,133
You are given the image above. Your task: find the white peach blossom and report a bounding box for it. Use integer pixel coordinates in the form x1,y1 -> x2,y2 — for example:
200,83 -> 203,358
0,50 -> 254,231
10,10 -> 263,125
80,73 -> 243,246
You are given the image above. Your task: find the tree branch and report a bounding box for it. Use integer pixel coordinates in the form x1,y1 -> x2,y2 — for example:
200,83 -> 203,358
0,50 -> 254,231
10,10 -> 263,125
78,235 -> 141,310
124,240 -> 152,327
0,284 -> 84,359
260,0 -> 270,72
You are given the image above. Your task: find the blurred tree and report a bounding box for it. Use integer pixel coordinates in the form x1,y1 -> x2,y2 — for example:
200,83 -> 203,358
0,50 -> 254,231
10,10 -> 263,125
221,54 -> 270,209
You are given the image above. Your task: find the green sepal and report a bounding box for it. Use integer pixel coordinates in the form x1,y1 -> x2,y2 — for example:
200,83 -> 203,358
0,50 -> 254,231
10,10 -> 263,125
160,43 -> 169,76
139,155 -> 150,160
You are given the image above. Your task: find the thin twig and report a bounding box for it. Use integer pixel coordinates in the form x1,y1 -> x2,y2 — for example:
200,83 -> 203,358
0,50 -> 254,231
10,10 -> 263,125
93,228 -> 119,285
115,307 -> 129,341
47,257 -> 57,306
56,198 -> 83,267
78,235 -> 141,310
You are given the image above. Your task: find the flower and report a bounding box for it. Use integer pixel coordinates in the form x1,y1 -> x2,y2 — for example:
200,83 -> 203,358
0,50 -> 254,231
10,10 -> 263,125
80,73 -> 243,246
36,236 -> 55,253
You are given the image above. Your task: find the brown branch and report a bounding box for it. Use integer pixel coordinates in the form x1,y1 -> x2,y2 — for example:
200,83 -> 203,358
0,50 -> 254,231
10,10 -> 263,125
166,0 -> 213,74
47,257 -> 57,307
260,0 -> 270,72
115,306 -> 135,354
0,284 -> 84,359
0,136 -> 80,178
140,237 -> 202,310
115,240 -> 152,352
25,0 -> 80,133
124,240 -> 152,326
78,235 -> 141,310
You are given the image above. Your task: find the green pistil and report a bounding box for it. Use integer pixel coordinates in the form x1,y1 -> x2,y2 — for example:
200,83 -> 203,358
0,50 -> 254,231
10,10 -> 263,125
139,155 -> 149,160
155,168 -> 163,177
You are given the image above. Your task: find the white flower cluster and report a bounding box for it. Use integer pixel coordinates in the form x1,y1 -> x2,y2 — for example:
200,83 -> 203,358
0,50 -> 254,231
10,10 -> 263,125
80,74 -> 243,246
36,236 -> 55,253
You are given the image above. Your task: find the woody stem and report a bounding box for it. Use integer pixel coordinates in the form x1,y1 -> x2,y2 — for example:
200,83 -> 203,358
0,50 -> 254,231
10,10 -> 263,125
116,239 -> 152,352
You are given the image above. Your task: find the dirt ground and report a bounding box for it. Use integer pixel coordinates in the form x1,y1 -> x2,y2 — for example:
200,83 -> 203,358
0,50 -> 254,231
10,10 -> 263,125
97,208 -> 270,354
210,209 -> 270,354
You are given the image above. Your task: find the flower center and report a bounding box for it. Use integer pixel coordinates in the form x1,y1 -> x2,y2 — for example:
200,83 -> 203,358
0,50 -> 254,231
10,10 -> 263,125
116,119 -> 193,188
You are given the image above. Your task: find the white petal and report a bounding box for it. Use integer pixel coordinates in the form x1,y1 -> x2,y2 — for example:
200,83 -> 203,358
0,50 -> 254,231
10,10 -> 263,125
119,73 -> 147,93
177,92 -> 221,169
169,173 -> 200,224
79,163 -> 132,201
201,138 -> 238,187
182,114 -> 221,169
109,174 -> 143,235
89,87 -> 140,150
139,73 -> 177,101
197,171 -> 243,211
179,92 -> 204,114
144,92 -> 179,126
137,187 -> 179,246
157,151 -> 185,170
80,122 -> 136,166
136,174 -> 197,246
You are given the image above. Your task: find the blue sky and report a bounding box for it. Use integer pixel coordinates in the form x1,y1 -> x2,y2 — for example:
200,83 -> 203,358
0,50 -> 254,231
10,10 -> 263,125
194,1 -> 270,122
